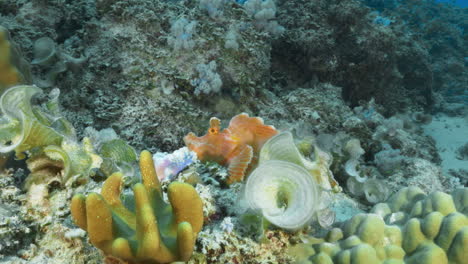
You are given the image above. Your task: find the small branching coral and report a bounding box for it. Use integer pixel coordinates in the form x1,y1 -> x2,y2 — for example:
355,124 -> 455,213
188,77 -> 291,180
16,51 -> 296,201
71,151 -> 204,264
184,113 -> 278,184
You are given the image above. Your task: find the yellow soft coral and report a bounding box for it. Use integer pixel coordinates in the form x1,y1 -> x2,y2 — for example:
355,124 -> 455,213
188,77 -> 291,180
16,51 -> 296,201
71,150 -> 204,264
0,26 -> 30,93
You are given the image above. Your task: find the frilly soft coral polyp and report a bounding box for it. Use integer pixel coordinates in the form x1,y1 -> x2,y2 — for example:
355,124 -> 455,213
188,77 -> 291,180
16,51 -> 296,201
71,150 -> 203,264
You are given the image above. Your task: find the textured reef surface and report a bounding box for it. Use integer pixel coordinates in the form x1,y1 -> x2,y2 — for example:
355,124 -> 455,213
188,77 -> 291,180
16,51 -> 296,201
0,0 -> 466,263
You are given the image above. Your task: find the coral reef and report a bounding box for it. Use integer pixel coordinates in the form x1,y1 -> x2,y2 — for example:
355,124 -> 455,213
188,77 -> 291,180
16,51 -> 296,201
194,227 -> 295,263
274,0 -> 433,113
291,187 -> 468,264
1,0 -> 274,150
0,0 -> 466,263
0,169 -> 35,258
71,150 -> 204,263
378,1 -> 467,108
0,167 -> 103,264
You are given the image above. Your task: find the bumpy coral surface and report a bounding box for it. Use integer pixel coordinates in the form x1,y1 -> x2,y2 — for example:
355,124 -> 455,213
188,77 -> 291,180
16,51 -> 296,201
71,151 -> 204,264
293,187 -> 468,264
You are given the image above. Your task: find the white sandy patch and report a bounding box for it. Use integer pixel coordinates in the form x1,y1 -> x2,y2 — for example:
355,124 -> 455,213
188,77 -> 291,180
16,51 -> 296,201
423,114 -> 468,175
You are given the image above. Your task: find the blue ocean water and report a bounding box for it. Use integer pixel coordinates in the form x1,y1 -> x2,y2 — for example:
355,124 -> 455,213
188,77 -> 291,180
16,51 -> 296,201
437,0 -> 468,7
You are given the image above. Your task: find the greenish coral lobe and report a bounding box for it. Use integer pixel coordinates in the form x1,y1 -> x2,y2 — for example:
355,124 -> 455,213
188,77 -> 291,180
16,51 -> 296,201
0,85 -> 65,159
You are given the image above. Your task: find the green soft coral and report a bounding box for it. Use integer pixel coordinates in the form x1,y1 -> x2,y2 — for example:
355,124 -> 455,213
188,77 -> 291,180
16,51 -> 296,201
0,85 -> 136,187
290,187 -> 468,264
0,85 -> 66,159
71,150 -> 204,263
24,137 -> 103,188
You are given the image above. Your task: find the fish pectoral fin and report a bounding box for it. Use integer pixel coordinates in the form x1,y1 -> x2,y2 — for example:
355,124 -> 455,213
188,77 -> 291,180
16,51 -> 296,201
227,145 -> 253,184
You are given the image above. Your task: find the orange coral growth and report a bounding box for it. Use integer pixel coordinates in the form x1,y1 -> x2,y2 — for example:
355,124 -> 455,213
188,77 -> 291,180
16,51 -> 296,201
184,113 -> 277,184
0,26 -> 31,93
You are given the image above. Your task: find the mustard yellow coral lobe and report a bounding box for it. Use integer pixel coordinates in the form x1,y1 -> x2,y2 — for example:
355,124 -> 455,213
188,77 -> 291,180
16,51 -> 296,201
0,26 -> 30,93
71,150 -> 204,264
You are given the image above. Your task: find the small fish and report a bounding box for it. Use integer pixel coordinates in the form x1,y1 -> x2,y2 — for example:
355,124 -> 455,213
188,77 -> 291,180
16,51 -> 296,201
184,113 -> 277,184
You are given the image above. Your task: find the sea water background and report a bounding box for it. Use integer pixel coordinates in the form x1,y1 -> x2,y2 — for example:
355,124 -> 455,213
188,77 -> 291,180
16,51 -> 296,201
437,0 -> 468,7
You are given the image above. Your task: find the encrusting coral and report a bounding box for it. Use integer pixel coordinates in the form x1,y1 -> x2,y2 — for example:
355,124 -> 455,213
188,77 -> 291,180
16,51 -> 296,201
184,113 -> 278,184
71,150 -> 204,264
290,187 -> 468,264
0,26 -> 31,93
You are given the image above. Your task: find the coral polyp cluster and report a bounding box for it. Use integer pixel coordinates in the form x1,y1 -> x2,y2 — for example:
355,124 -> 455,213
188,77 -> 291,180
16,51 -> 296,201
71,150 -> 203,263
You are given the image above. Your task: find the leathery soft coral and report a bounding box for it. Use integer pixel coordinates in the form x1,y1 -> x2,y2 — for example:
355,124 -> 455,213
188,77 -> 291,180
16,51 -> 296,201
290,187 -> 468,264
0,85 -> 103,188
71,150 -> 204,264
